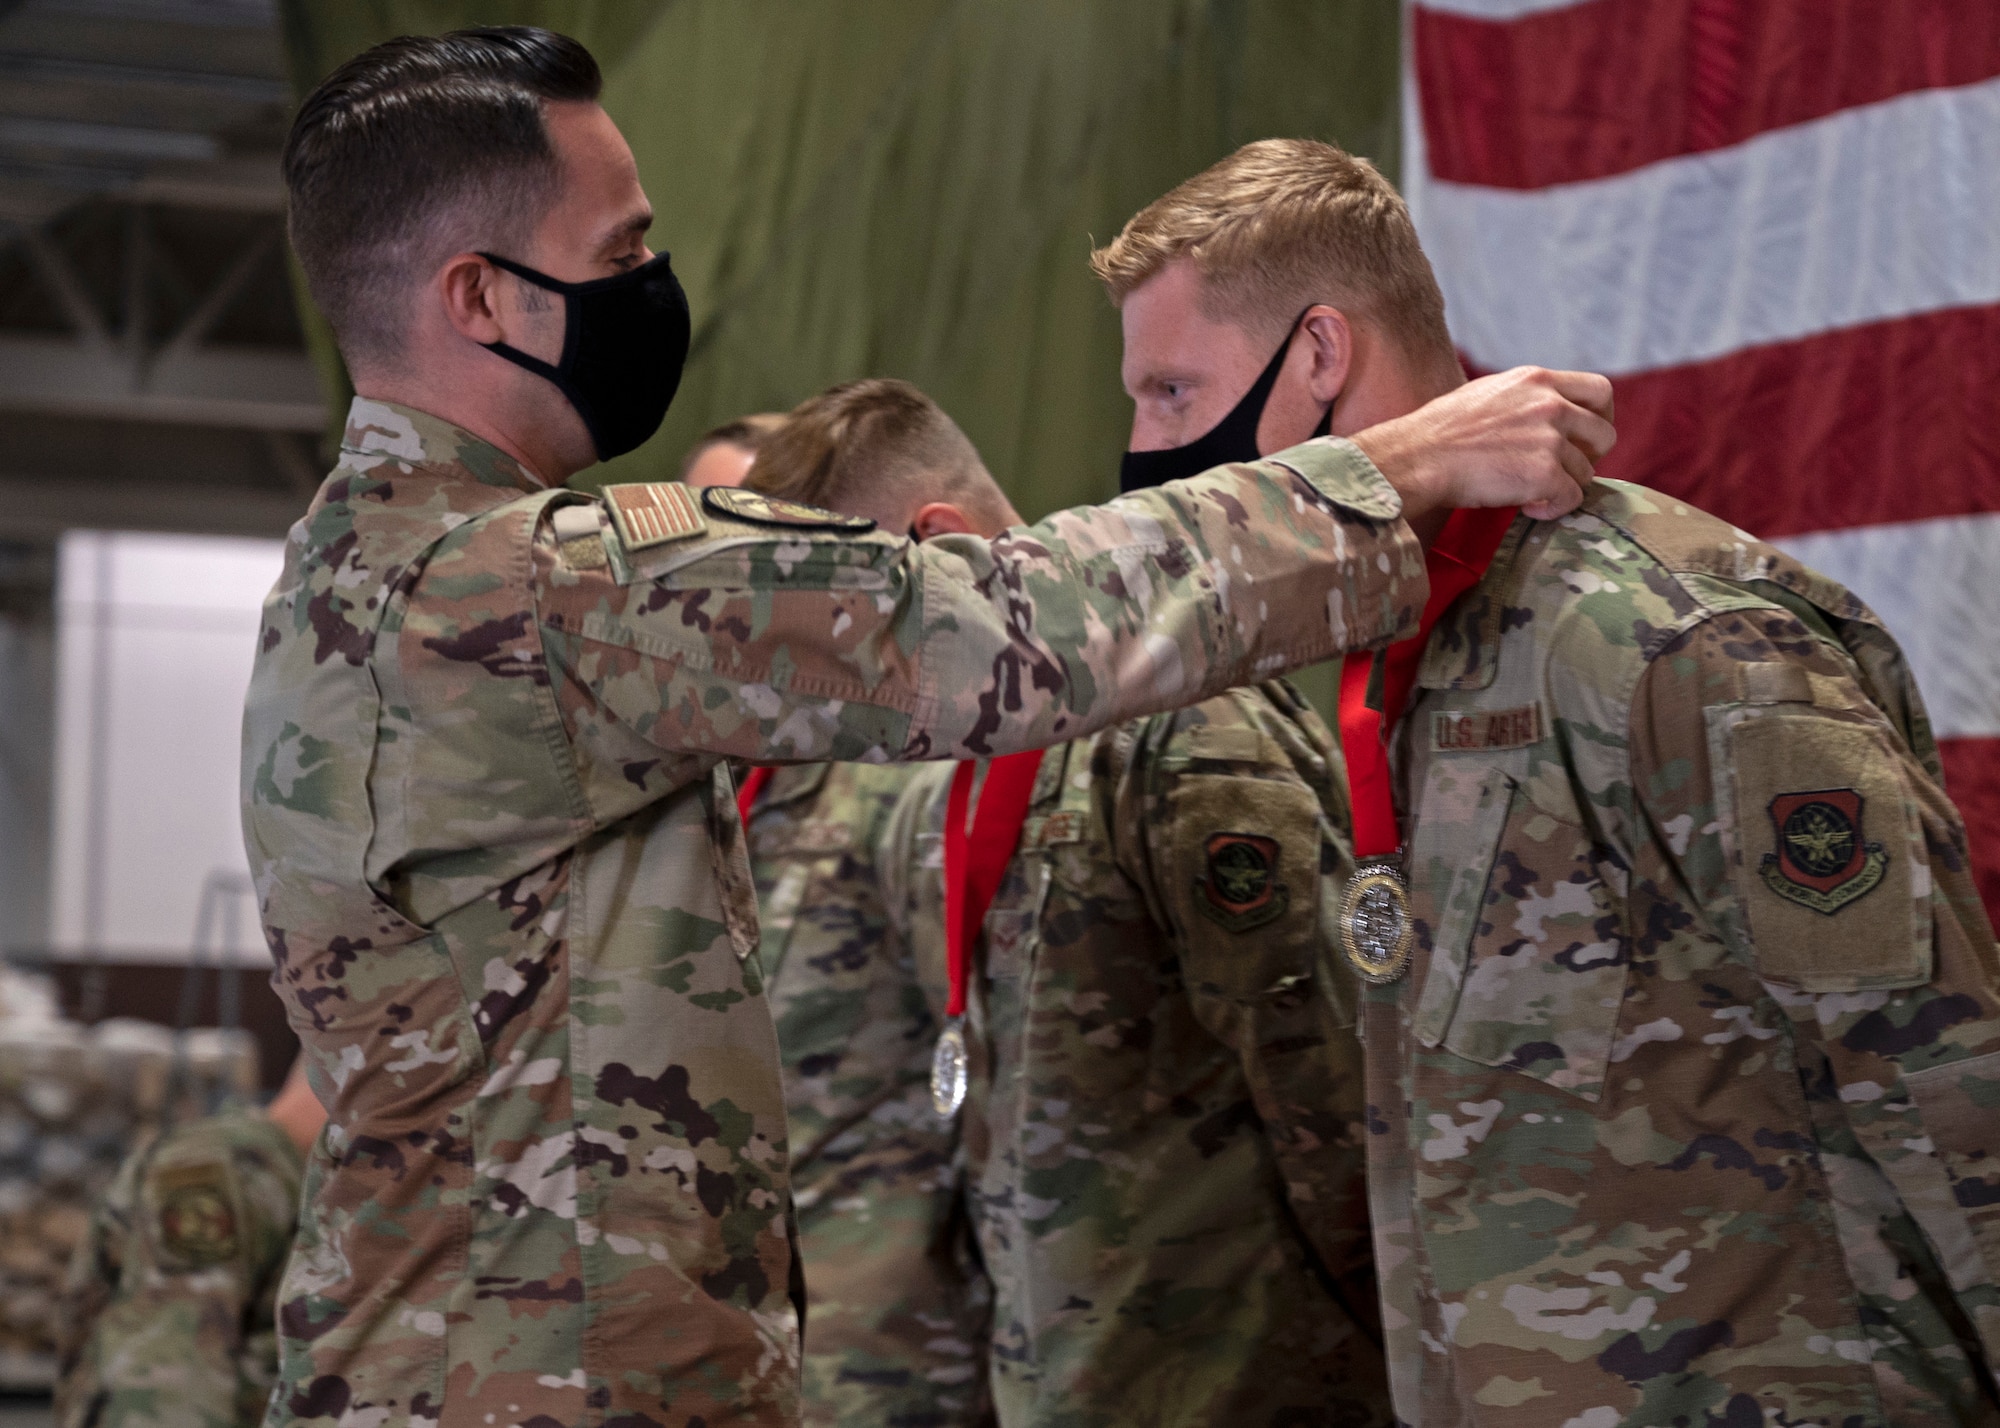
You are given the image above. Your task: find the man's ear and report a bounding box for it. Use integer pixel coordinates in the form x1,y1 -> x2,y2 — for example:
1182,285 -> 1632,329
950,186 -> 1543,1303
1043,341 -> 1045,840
436,253 -> 509,345
1300,304 -> 1354,405
911,501 -> 977,539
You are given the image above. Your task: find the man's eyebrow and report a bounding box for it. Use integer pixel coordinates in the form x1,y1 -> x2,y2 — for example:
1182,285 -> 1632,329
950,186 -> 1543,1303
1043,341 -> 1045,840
598,209 -> 654,249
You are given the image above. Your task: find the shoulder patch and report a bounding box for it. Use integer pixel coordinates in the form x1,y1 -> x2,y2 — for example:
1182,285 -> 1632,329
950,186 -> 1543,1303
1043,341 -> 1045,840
604,482 -> 706,551
1197,831 -> 1289,931
153,1162 -> 239,1267
1761,788 -> 1888,914
701,485 -> 876,532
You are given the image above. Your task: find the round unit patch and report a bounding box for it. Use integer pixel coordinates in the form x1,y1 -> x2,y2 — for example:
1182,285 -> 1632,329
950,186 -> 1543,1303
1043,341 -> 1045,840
700,486 -> 877,532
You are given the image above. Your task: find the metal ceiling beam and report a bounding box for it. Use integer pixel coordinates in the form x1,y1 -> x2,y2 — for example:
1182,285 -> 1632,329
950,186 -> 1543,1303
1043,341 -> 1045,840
0,331 -> 322,430
0,473 -> 302,540
0,52 -> 289,104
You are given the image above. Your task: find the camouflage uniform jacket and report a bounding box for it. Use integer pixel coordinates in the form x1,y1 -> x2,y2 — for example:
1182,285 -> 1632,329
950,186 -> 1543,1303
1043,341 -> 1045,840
881,681 -> 1392,1427
746,760 -> 993,1426
57,1109 -> 305,1428
239,399 -> 1426,1428
1364,478 -> 2000,1426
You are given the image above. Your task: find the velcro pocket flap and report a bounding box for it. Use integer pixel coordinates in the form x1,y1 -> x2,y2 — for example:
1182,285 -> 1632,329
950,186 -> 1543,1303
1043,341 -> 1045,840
1711,705 -> 1929,992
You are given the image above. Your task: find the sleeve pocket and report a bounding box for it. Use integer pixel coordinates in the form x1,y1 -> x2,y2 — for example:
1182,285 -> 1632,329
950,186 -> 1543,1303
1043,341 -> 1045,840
1711,706 -> 1930,993
1162,774 -> 1327,1004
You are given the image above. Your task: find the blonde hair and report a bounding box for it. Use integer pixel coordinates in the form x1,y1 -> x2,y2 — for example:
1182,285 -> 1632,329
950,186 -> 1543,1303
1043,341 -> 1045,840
746,379 -> 994,523
1090,138 -> 1456,374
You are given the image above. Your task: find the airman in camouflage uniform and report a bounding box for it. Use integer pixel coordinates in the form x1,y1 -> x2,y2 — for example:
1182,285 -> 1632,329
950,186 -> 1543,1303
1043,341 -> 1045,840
739,378 -> 1389,1425
745,761 -> 992,1426
259,39 -> 1599,1424
879,681 -> 1391,1427
56,1108 -> 305,1428
241,396 -> 1435,1426
1366,483 -> 2000,1425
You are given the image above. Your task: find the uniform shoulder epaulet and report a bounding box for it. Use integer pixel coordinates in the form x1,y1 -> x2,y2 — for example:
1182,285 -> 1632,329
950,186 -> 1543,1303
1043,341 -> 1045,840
602,481 -> 708,552
1588,479 -> 1872,624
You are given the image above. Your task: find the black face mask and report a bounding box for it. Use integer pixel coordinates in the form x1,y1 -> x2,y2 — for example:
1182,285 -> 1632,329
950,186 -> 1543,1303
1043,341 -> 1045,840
1118,308 -> 1333,493
479,250 -> 692,462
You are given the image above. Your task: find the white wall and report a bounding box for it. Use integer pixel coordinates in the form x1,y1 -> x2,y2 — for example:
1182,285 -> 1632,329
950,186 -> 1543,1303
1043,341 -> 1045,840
49,530 -> 285,966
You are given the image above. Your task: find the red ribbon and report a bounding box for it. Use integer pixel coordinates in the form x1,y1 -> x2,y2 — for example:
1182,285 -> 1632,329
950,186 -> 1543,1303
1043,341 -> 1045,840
942,750 -> 1046,1018
735,765 -> 774,827
1339,507 -> 1519,859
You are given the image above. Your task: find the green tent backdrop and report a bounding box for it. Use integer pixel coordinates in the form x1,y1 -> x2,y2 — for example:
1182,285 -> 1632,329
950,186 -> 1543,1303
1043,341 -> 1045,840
279,0 -> 1402,715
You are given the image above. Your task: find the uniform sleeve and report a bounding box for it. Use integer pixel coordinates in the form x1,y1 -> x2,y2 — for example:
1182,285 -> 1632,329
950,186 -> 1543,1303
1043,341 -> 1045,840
1632,607 -> 2000,1366
535,439 -> 1423,766
1119,684 -> 1377,1318
54,1136 -> 279,1428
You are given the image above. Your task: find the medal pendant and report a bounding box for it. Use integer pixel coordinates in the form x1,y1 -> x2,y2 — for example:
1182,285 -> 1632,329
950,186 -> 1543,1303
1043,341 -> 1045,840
930,1018 -> 969,1118
1340,856 -> 1415,984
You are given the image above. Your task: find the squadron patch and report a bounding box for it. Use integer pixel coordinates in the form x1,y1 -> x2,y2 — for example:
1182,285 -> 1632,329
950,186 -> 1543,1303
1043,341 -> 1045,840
604,482 -> 706,552
701,486 -> 877,532
155,1163 -> 239,1267
1196,832 -> 1288,931
1760,788 -> 1888,914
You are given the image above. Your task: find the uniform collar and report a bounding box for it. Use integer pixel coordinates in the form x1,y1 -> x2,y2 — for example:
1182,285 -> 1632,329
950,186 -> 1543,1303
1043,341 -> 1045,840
339,397 -> 546,497
1416,513 -> 1535,691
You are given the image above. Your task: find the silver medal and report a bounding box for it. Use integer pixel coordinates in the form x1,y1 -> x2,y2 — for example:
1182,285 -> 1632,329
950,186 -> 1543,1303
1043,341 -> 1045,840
930,1017 -> 969,1118
1339,856 -> 1415,984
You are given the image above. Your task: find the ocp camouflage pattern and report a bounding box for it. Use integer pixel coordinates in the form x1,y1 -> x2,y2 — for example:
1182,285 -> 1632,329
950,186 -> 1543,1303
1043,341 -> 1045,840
1365,478 -> 2000,1425
239,398 -> 1424,1427
880,681 -> 1391,1427
57,1108 -> 305,1428
745,761 -> 992,1426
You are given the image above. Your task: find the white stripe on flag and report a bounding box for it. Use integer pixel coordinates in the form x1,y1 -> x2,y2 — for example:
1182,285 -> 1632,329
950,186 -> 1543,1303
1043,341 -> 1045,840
1778,515 -> 2000,740
1408,77 -> 2000,375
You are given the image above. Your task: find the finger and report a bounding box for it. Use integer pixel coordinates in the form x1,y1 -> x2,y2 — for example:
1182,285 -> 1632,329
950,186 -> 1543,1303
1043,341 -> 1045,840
1554,400 -> 1618,464
1523,475 -> 1585,521
1542,369 -> 1615,423
1557,432 -> 1597,491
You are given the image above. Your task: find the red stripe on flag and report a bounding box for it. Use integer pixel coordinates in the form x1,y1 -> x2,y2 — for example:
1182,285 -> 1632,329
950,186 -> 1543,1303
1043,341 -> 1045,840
1939,737 -> 2000,936
1591,303 -> 2000,540
1415,0 -> 2000,190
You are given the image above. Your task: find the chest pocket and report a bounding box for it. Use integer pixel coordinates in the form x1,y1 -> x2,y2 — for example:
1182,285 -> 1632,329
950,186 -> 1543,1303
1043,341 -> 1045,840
1411,772 -> 1630,1102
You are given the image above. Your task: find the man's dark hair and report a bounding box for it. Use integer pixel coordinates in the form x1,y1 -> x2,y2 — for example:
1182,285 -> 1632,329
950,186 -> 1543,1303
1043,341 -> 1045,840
283,27 -> 601,368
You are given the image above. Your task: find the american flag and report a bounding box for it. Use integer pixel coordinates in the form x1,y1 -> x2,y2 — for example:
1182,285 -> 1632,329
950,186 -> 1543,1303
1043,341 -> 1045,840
1402,0 -> 2000,923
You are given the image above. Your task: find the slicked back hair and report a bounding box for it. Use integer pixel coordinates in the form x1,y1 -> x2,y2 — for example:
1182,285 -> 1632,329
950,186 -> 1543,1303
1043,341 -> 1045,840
1090,138 -> 1458,378
283,26 -> 601,368
745,380 -> 996,527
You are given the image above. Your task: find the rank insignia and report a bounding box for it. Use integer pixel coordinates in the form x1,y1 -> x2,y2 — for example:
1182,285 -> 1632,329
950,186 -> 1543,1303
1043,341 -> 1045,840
1196,832 -> 1288,931
155,1164 -> 239,1266
700,486 -> 877,532
1760,788 -> 1888,914
603,482 -> 707,552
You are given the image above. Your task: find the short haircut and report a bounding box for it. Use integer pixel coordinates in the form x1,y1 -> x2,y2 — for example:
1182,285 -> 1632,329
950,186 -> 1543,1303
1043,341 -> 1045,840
1090,138 -> 1456,374
677,413 -> 788,479
283,27 -> 601,367
745,379 -> 990,522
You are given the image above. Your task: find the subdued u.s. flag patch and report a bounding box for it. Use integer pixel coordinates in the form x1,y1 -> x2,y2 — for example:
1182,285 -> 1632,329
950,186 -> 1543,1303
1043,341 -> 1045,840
604,481 -> 707,552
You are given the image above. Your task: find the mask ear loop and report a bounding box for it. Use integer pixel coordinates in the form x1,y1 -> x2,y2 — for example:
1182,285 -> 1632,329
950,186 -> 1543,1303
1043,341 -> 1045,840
476,252 -> 579,383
